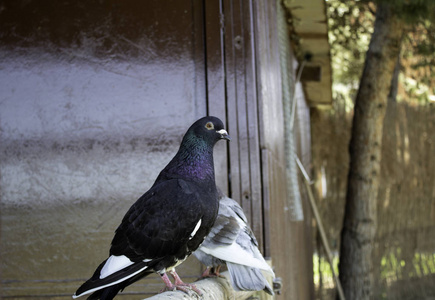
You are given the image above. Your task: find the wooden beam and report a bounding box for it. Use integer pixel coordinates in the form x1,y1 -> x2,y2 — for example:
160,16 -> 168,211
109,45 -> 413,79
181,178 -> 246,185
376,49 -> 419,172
299,65 -> 322,82
298,32 -> 328,40
144,272 -> 272,300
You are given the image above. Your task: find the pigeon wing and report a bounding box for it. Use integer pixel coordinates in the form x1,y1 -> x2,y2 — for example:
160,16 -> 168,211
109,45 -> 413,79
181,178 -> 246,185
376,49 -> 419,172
201,196 -> 246,248
74,179 -> 208,298
110,178 -> 207,262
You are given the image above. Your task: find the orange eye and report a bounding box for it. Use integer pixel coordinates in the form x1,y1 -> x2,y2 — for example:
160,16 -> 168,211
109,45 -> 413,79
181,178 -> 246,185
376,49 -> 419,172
205,122 -> 214,130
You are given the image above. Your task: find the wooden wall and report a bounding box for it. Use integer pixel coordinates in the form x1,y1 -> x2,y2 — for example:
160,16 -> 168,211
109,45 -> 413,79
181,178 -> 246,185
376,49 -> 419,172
0,0 -> 313,299
254,1 -> 314,299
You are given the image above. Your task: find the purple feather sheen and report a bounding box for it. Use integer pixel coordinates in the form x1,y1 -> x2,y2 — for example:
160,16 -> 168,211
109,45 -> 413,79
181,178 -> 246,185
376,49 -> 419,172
161,134 -> 216,182
176,150 -> 214,180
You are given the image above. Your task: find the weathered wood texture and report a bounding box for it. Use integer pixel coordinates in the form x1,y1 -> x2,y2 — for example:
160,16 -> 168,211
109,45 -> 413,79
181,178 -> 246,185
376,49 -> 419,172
144,272 -> 272,300
293,83 -> 315,299
254,0 -> 285,261
204,0 -> 229,194
338,3 -> 404,300
222,0 -> 264,250
254,1 -> 314,299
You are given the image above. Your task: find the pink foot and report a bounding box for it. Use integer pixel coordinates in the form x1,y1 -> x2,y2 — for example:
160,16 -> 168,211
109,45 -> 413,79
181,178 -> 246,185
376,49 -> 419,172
159,271 -> 202,295
169,270 -> 202,295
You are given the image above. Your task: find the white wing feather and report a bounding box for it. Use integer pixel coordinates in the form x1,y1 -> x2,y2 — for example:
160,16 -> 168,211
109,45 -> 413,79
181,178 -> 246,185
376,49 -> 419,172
199,242 -> 273,274
100,255 -> 135,279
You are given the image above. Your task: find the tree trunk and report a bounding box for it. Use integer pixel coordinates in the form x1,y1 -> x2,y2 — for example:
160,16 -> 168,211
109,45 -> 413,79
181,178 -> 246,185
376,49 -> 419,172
338,4 -> 403,300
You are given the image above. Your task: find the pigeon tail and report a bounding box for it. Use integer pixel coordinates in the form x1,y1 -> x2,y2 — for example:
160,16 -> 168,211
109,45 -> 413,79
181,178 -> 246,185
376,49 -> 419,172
86,284 -> 119,300
73,261 -> 150,299
226,263 -> 274,295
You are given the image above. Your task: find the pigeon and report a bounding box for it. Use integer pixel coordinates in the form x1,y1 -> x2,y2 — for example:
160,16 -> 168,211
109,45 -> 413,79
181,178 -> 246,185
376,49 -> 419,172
73,116 -> 230,300
194,190 -> 275,295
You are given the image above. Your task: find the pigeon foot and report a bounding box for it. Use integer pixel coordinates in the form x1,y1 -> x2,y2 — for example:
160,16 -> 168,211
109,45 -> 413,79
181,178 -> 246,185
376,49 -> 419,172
160,271 -> 202,296
201,266 -> 225,278
169,270 -> 202,295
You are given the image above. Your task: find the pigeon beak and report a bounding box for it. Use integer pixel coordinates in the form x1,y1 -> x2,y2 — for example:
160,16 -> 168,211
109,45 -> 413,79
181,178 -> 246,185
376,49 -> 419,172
217,129 -> 231,141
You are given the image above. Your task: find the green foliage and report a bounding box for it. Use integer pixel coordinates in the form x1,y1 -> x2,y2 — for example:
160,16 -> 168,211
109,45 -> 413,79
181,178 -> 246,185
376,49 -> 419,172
313,254 -> 339,286
380,249 -> 435,280
327,0 -> 435,106
327,0 -> 374,87
378,0 -> 435,23
314,251 -> 435,288
326,0 -> 374,113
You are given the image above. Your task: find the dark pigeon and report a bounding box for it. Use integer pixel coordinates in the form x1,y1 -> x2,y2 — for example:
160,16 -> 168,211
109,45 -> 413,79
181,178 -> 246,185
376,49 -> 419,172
194,190 -> 275,295
73,116 -> 230,300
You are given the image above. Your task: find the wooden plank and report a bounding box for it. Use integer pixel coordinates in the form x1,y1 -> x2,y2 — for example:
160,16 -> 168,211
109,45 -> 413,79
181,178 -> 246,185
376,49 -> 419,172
253,0 -> 310,298
242,0 -> 264,250
192,0 -> 207,118
253,0 -> 282,257
261,149 -> 272,257
254,0 -> 268,256
204,0 -> 228,194
144,271 -> 273,300
231,0 -> 252,226
222,0 -> 242,203
294,82 -> 315,299
221,0 -> 264,251
215,0 -> 264,252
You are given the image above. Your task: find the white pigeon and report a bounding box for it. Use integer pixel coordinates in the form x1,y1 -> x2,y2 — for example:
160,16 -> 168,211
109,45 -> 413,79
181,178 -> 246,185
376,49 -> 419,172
194,190 -> 275,295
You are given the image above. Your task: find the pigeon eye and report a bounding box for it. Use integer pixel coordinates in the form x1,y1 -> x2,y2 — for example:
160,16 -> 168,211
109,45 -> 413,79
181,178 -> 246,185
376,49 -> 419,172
205,122 -> 214,130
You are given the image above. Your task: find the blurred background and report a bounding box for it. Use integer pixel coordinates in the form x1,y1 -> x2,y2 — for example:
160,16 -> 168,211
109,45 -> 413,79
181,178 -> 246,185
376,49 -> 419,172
311,1 -> 435,299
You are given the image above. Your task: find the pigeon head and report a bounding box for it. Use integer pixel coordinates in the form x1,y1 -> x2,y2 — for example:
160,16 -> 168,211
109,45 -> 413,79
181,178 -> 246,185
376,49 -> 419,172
187,116 -> 231,145
158,116 -> 230,182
